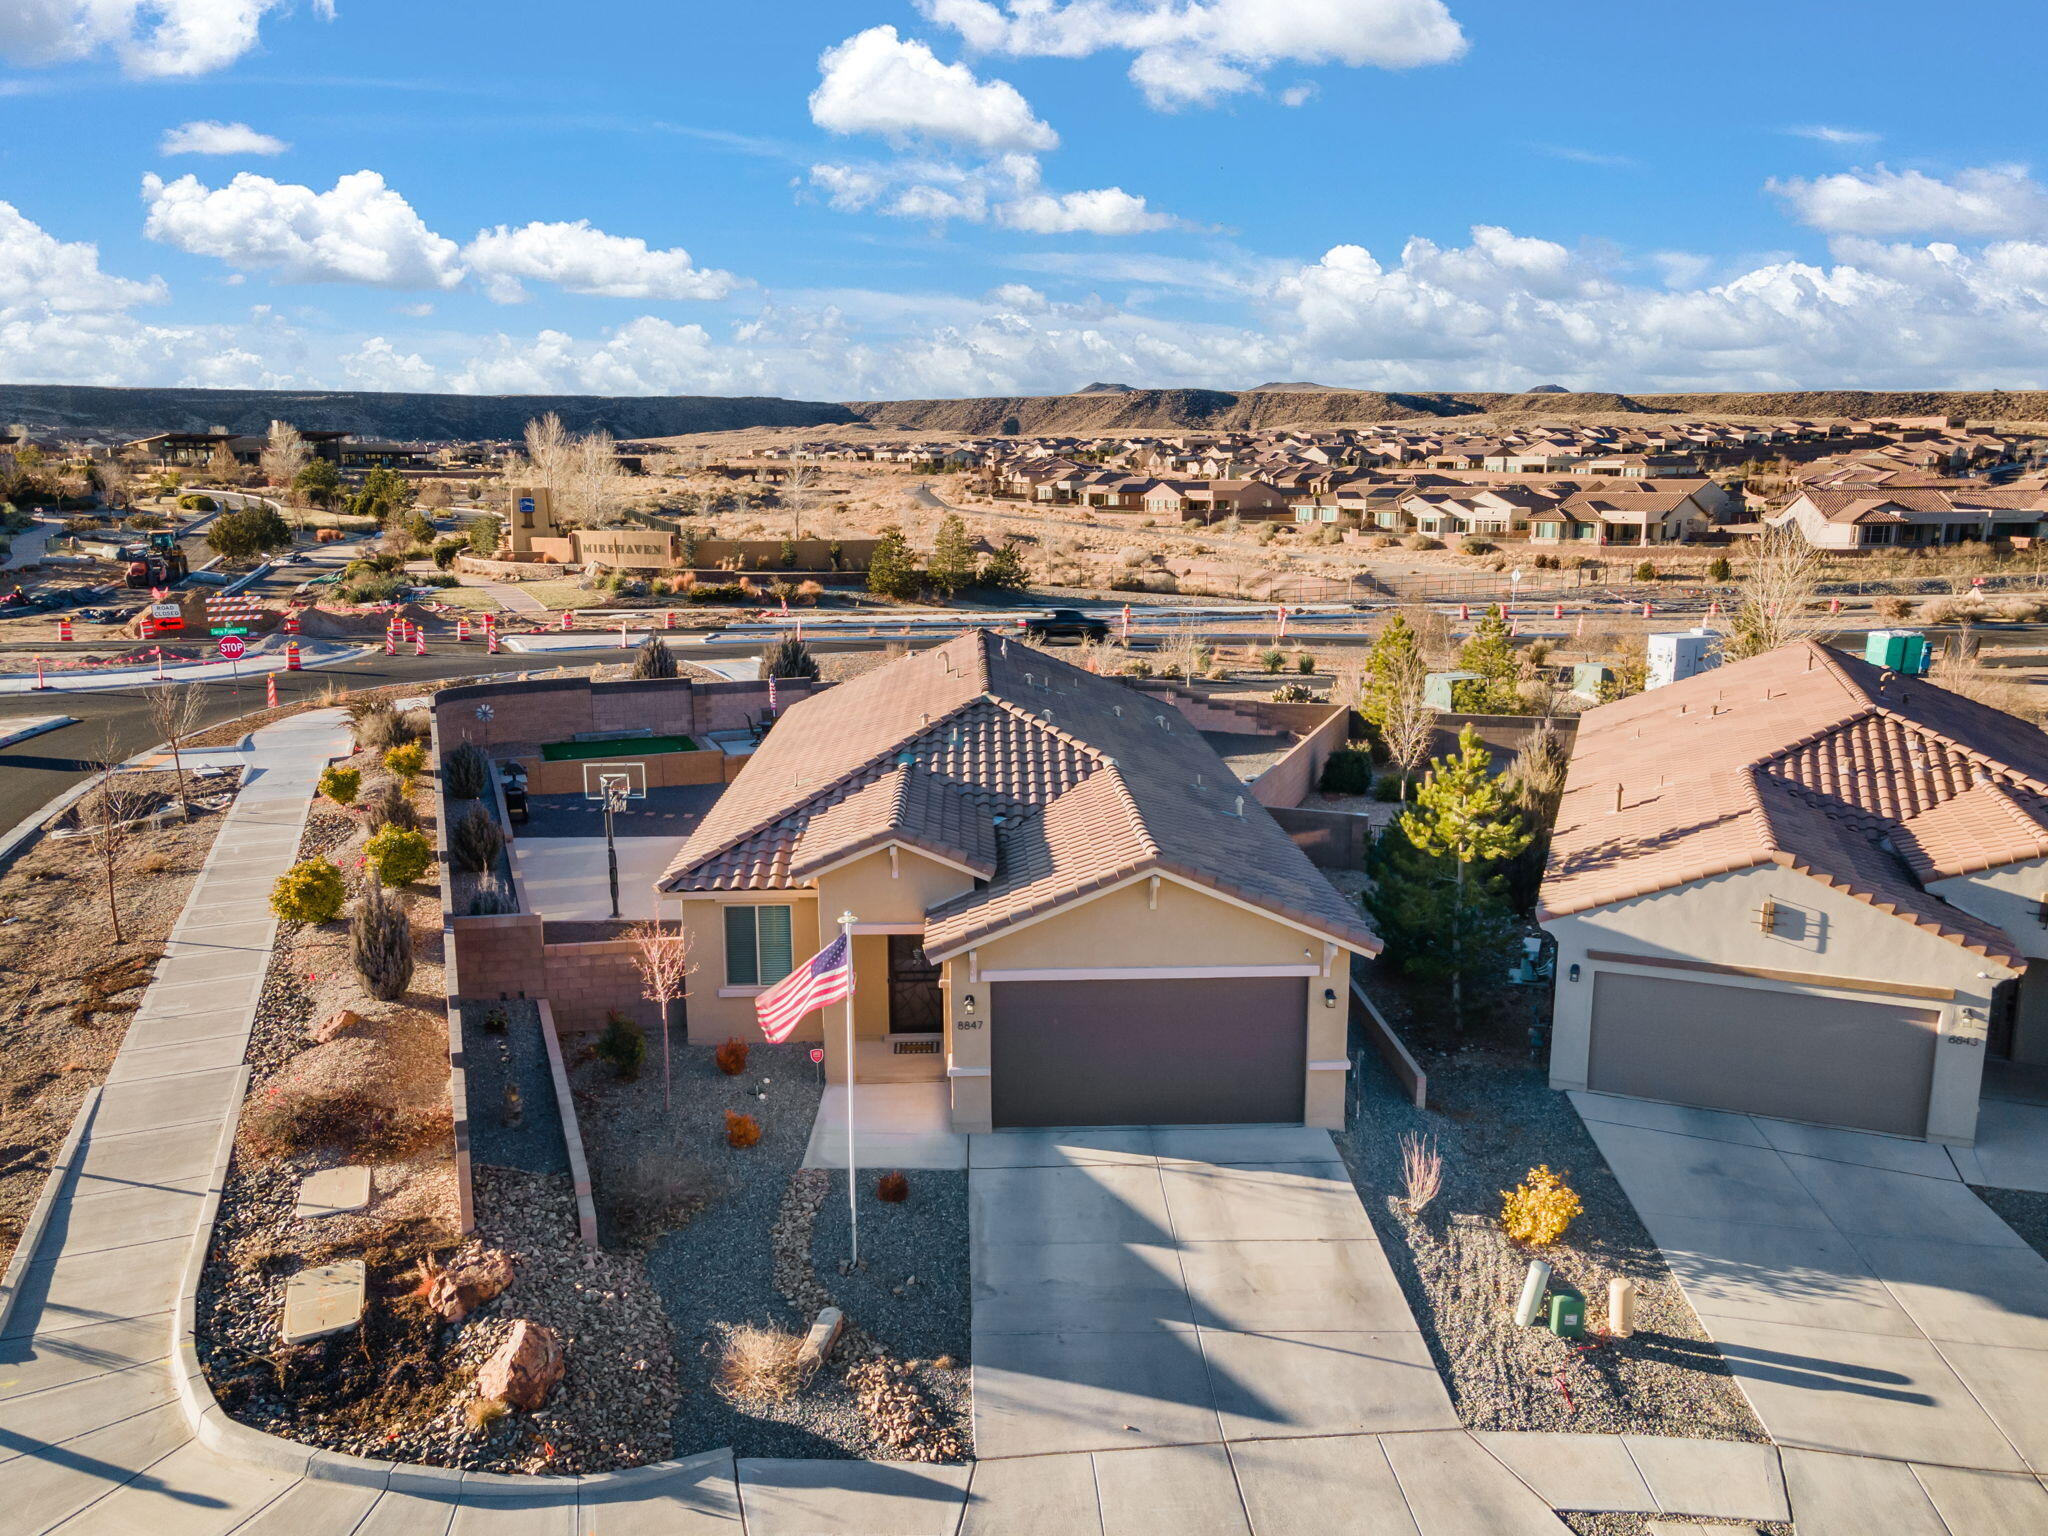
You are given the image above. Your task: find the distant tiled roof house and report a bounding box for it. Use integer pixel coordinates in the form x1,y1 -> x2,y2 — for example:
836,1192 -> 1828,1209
1540,640 -> 2048,1145
660,629 -> 1375,1132
1770,487 -> 2048,549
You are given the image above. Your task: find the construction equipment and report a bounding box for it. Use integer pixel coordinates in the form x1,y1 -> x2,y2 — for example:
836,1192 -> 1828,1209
122,532 -> 189,589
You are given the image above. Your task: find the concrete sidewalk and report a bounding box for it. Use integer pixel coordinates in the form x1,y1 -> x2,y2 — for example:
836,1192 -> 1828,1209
1575,1090 -> 2048,1478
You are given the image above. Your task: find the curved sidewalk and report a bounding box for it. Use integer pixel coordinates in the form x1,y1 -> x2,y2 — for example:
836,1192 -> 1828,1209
0,711 -> 2033,1533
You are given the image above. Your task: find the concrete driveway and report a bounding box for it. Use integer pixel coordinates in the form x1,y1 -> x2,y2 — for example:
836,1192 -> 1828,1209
1574,1091 -> 2048,1475
967,1124 -> 1457,1461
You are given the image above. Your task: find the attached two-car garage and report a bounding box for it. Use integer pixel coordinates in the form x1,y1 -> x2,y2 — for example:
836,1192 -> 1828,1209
1588,970 -> 1940,1138
990,976 -> 1307,1128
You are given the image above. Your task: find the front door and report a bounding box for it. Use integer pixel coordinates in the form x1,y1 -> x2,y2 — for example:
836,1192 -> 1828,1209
887,935 -> 942,1033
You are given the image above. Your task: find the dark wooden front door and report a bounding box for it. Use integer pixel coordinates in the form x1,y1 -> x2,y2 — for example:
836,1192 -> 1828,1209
887,935 -> 942,1033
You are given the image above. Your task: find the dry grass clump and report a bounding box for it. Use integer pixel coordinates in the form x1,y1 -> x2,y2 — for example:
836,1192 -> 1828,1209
717,1324 -> 805,1403
1399,1132 -> 1443,1212
241,1085 -> 449,1163
598,1151 -> 725,1249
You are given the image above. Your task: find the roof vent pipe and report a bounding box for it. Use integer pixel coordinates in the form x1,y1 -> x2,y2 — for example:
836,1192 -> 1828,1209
1235,795 -> 1245,817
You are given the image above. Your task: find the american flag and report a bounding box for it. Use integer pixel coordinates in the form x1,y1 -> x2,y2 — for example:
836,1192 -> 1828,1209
755,932 -> 853,1043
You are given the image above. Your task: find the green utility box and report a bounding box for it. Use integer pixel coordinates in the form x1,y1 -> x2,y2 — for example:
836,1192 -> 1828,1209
1571,662 -> 1613,696
1864,630 -> 1930,676
1424,671 -> 1485,711
1548,1290 -> 1586,1339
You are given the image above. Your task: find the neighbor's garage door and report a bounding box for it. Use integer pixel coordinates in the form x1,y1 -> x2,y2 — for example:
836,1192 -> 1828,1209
991,977 -> 1305,1128
1590,971 -> 1938,1138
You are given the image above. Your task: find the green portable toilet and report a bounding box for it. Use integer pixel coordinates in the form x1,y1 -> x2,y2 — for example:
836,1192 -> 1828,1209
1864,630 -> 1930,675
1548,1289 -> 1586,1339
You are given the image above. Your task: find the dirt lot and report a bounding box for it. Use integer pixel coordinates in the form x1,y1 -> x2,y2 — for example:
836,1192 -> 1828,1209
0,766 -> 241,1273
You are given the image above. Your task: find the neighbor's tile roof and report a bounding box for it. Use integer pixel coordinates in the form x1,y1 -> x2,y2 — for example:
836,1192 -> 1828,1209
1539,640 -> 2048,964
662,629 -> 1379,955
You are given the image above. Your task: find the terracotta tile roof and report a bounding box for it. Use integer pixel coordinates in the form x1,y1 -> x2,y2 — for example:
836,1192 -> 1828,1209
789,764 -> 998,880
662,629 -> 1379,956
1540,640 -> 2048,965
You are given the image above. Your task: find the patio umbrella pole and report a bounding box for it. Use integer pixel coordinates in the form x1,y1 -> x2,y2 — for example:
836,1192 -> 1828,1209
841,909 -> 860,1269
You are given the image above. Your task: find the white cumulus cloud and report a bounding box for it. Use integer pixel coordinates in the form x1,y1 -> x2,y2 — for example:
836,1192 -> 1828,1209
463,220 -> 742,303
141,170 -> 467,289
160,120 -> 290,156
810,25 -> 1057,153
1788,125 -> 1881,146
0,200 -> 166,315
999,187 -> 1175,234
922,0 -> 1467,108
3,0 -> 330,78
1770,164 -> 2048,239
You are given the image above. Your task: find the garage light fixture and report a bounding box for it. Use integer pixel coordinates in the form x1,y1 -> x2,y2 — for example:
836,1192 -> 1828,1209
1568,964 -> 1581,982
1323,988 -> 1338,1009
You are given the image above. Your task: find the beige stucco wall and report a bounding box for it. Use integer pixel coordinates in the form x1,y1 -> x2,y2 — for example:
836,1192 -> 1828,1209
1931,857 -> 2048,1064
1543,863 -> 2016,1144
940,875 -> 1354,1134
675,894 -> 823,1045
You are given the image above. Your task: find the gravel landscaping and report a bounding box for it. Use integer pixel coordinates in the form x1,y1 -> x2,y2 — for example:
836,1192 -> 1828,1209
573,1041 -> 972,1460
1337,1045 -> 1766,1441
461,998 -> 567,1176
1561,1516 -> 1790,1536
1973,1184 -> 2048,1262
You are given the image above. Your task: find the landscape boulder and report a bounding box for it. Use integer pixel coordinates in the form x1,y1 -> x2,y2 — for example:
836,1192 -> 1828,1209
311,1008 -> 361,1043
425,1248 -> 515,1322
476,1320 -> 565,1410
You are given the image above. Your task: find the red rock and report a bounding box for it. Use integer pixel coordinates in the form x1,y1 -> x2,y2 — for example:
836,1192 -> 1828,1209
476,1320 -> 565,1410
425,1249 -> 514,1322
311,1008 -> 361,1043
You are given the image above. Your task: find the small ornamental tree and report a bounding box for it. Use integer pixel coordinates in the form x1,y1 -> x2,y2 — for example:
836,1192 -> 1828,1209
451,805 -> 504,873
866,525 -> 921,601
632,634 -> 678,680
441,742 -> 489,800
596,1012 -> 646,1080
927,513 -> 977,597
978,541 -> 1029,590
1361,612 -> 1425,731
350,881 -> 414,1001
319,766 -> 361,806
364,824 -> 434,887
631,919 -> 693,1109
271,856 -> 346,923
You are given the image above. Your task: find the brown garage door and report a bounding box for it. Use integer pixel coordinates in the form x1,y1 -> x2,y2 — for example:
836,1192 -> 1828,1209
991,977 -> 1306,1128
1590,971 -> 1938,1137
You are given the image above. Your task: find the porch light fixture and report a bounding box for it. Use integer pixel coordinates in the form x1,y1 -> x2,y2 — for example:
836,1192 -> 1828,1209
1568,964 -> 1581,983
1322,988 -> 1337,1009
962,993 -> 977,1015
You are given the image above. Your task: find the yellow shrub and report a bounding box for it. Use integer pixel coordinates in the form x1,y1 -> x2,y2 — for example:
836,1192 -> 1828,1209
383,742 -> 426,783
1500,1164 -> 1583,1247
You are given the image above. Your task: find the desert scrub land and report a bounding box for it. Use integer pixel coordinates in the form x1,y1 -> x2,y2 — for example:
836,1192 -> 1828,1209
1337,1047 -> 1764,1442
0,766 -> 241,1274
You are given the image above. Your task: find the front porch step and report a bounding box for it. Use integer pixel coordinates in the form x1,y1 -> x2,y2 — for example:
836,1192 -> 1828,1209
854,1034 -> 947,1082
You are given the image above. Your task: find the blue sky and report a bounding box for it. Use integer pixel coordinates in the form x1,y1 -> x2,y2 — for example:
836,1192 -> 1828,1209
4,0 -> 2047,399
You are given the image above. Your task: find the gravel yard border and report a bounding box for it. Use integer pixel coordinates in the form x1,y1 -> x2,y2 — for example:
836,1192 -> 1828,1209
1337,1045 -> 1766,1442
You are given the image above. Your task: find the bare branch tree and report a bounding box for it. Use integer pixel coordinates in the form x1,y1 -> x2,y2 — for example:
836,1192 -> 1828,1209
782,463 -> 819,542
261,421 -> 310,502
1718,525 -> 1823,660
83,728 -> 147,946
1380,660 -> 1435,800
146,680 -> 207,811
631,917 -> 694,1110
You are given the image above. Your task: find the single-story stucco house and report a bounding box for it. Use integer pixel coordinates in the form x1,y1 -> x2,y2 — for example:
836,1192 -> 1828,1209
1540,639 -> 2048,1145
658,629 -> 1379,1134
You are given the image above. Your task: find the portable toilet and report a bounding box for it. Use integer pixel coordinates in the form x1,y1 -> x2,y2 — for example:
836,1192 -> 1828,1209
1865,630 -> 1931,676
1647,628 -> 1720,690
1424,670 -> 1484,711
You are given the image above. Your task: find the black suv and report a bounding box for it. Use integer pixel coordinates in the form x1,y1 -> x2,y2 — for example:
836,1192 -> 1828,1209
1021,607 -> 1110,642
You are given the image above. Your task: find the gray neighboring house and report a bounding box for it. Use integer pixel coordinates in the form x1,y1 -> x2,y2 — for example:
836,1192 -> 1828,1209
1540,640 -> 2048,1145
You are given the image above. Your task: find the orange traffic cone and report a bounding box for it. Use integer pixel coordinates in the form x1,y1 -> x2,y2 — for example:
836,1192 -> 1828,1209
287,640 -> 301,670
266,672 -> 278,708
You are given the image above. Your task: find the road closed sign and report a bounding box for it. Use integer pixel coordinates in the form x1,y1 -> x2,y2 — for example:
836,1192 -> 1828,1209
216,635 -> 247,661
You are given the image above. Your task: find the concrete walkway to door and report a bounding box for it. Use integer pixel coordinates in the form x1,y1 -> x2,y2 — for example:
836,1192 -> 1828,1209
1575,1089 -> 2048,1479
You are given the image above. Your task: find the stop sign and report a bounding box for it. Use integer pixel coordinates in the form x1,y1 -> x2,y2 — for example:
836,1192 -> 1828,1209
216,635 -> 247,660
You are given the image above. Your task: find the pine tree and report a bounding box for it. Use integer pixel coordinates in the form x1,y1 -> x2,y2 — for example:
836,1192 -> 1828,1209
927,513 -> 977,597
1456,606 -> 1522,714
1380,724 -> 1532,1034
1361,612 -> 1424,730
979,540 -> 1029,590
867,525 -> 921,601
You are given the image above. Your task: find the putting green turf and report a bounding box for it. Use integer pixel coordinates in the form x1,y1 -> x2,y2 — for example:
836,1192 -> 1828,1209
540,734 -> 698,761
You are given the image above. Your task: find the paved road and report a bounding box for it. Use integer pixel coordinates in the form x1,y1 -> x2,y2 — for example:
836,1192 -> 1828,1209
1576,1090 -> 2048,1481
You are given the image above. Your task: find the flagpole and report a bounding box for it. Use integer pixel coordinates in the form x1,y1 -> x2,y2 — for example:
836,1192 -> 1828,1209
839,910 -> 860,1269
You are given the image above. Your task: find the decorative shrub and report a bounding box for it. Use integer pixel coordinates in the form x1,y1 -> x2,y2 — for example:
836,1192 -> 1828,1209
349,882 -> 415,1002
1270,681 -> 1317,703
1706,555 -> 1733,582
1500,1164 -> 1583,1247
482,1007 -> 509,1034
1318,748 -> 1374,796
443,741 -> 490,799
1259,647 -> 1286,673
318,766 -> 360,806
270,856 -> 346,923
596,1012 -> 645,1080
383,741 -> 427,784
876,1170 -> 909,1204
764,635 -> 819,680
1295,651 -> 1316,675
450,805 -> 504,873
632,634 -> 678,679
467,875 -> 514,915
1405,534 -> 1444,551
241,1084 -> 445,1162
715,1037 -> 750,1076
1372,773 -> 1406,802
365,781 -> 419,833
1462,538 -> 1498,555
365,824 -> 434,887
717,1325 -> 803,1402
352,699 -> 405,751
1632,561 -> 1659,582
725,1111 -> 762,1149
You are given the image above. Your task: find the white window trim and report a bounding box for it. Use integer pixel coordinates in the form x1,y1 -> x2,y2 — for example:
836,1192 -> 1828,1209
724,902 -> 795,989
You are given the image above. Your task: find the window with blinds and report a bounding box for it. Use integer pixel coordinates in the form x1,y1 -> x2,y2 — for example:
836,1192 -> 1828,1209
725,905 -> 794,987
